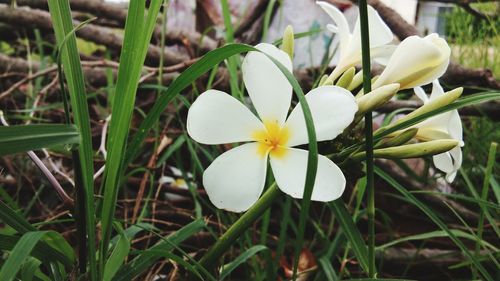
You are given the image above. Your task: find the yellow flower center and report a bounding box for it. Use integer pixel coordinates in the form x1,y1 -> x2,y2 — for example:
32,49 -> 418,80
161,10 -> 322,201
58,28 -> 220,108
252,120 -> 290,158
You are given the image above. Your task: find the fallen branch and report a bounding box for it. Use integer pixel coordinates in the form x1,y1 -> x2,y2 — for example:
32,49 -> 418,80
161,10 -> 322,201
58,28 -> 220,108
0,4 -> 189,66
0,0 -> 218,53
0,54 -> 181,98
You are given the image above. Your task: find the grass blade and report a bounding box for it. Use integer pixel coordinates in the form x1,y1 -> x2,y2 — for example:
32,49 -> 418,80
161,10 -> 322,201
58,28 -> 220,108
103,223 -> 130,281
99,1 -> 163,275
0,231 -> 47,281
47,1 -> 97,278
329,200 -> 369,272
0,124 -> 79,156
113,219 -> 205,281
375,166 -> 494,281
219,245 -> 268,280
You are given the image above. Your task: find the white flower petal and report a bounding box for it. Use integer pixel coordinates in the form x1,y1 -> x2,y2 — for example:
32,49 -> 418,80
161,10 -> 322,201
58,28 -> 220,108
242,43 -> 293,125
327,23 -> 339,33
203,143 -> 268,212
349,5 -> 393,61
433,152 -> 454,177
317,1 -> 351,59
373,34 -> 450,90
187,90 -> 264,145
414,86 -> 429,103
371,45 -> 397,66
284,86 -> 357,147
270,148 -> 346,201
433,145 -> 461,183
429,80 -> 445,100
448,110 -> 463,144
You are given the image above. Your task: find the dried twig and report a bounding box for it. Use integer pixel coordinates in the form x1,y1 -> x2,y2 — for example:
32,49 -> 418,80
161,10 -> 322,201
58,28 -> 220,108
0,111 -> 74,208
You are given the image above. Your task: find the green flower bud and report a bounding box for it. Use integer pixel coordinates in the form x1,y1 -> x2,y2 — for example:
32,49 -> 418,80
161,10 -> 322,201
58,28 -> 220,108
281,25 -> 294,60
319,74 -> 332,86
376,128 -> 418,148
347,70 -> 363,91
395,87 -> 463,126
352,139 -> 459,161
335,67 -> 355,88
356,83 -> 400,116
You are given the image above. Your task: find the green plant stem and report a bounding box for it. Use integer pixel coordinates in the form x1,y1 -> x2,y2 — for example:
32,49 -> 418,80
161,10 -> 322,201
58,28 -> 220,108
198,183 -> 281,271
358,0 -> 376,277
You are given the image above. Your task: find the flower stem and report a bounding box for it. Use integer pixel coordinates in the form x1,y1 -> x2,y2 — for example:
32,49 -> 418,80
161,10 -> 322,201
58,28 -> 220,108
358,0 -> 376,277
198,183 -> 281,271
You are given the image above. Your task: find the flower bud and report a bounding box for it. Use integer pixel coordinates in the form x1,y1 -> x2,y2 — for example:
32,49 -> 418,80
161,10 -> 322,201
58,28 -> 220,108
394,87 -> 463,126
373,139 -> 459,159
336,67 -> 355,88
281,25 -> 294,60
372,34 -> 451,90
356,83 -> 400,116
347,70 -> 363,91
319,74 -> 332,86
352,139 -> 459,161
376,128 -> 418,148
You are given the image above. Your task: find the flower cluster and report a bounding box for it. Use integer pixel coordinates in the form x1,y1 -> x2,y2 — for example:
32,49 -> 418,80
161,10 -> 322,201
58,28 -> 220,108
186,1 -> 464,212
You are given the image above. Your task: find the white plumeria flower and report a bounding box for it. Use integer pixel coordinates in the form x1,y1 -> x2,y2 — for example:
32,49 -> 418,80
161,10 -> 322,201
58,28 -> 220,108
187,43 -> 358,212
372,34 -> 451,90
413,80 -> 463,182
317,1 -> 394,82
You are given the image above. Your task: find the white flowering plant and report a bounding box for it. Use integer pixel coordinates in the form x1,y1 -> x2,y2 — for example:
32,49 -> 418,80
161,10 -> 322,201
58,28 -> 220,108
1,1 -> 498,281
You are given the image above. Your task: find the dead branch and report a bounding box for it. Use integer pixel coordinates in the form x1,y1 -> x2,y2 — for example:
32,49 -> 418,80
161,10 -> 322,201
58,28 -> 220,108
0,54 -> 179,95
0,4 -> 189,66
367,0 -> 500,90
0,0 -> 218,53
379,247 -> 493,265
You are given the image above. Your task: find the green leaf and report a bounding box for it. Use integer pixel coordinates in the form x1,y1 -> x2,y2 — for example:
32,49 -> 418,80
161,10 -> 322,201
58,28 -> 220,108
0,231 -> 47,281
318,257 -> 338,281
0,201 -> 75,269
0,234 -> 73,269
219,245 -> 268,280
113,220 -> 205,281
99,2 -> 163,269
0,200 -> 37,233
329,200 -> 369,272
0,124 -> 79,156
375,166 -> 494,281
376,229 -> 498,251
103,223 -> 130,281
20,257 -> 41,281
47,0 -> 97,278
